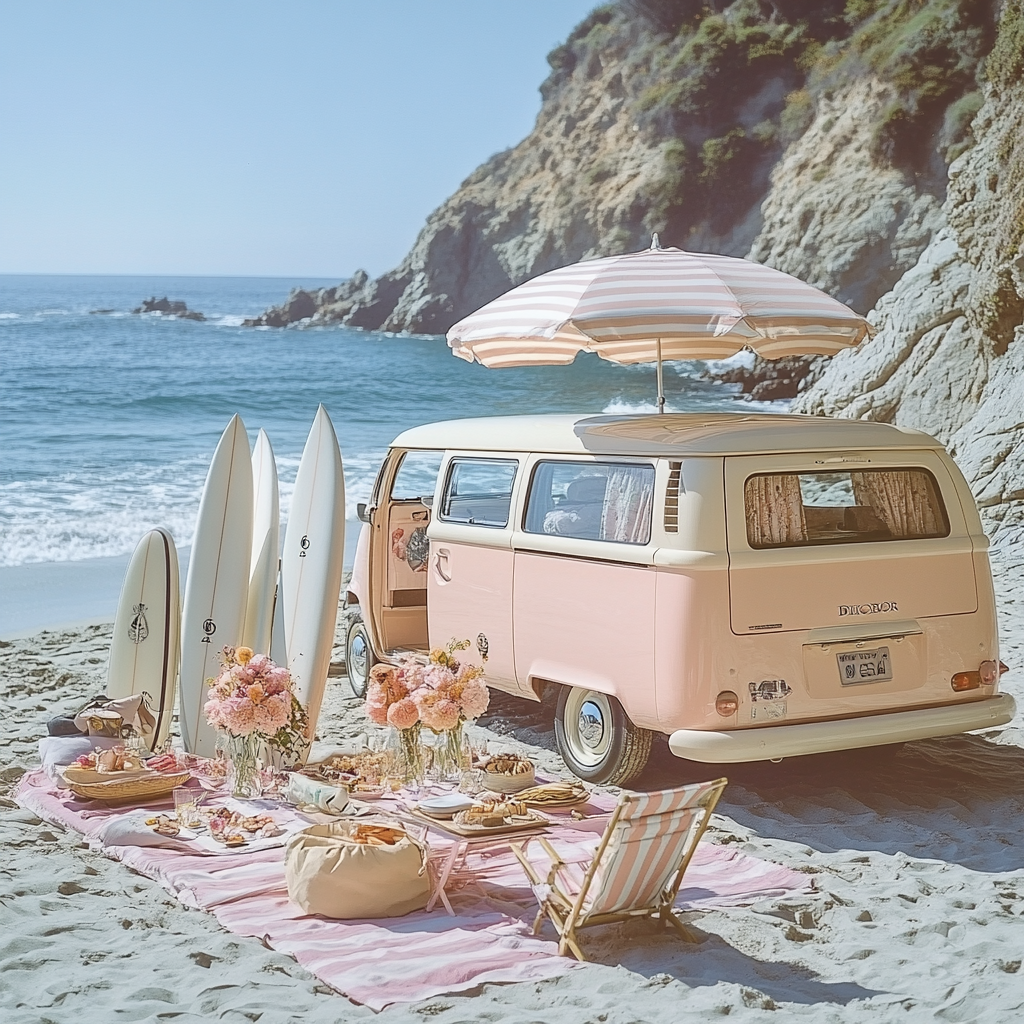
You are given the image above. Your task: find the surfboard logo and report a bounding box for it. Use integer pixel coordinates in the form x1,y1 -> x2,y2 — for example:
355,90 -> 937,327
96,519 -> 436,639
128,603 -> 149,644
201,618 -> 217,643
299,534 -> 310,558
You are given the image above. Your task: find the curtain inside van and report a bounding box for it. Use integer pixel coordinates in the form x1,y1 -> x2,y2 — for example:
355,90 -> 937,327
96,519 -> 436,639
601,466 -> 655,544
851,470 -> 945,538
745,475 -> 807,547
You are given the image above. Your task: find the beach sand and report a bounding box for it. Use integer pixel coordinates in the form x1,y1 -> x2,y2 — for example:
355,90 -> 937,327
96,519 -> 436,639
3,552 -> 1024,1022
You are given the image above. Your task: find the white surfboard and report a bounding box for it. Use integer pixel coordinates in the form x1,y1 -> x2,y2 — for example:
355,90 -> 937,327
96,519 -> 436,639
242,428 -> 279,655
179,414 -> 254,755
106,527 -> 181,748
280,405 -> 345,748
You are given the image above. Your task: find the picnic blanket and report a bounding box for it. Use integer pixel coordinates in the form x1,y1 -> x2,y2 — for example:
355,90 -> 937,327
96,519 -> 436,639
15,769 -> 811,1010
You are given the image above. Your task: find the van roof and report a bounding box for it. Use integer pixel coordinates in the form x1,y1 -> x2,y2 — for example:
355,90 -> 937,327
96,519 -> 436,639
391,413 -> 944,457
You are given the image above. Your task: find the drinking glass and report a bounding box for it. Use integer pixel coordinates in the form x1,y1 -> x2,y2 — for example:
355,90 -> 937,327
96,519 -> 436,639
173,787 -> 201,828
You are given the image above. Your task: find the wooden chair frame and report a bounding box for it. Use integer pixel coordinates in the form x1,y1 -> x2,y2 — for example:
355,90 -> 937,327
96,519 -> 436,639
512,778 -> 728,961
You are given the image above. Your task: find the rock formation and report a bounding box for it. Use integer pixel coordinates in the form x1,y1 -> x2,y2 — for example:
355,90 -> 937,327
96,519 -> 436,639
795,5 -> 1024,538
132,297 -> 205,321
249,0 -> 992,332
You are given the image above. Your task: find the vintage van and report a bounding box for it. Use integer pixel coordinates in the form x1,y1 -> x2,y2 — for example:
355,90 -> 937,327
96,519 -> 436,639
345,413 -> 1014,785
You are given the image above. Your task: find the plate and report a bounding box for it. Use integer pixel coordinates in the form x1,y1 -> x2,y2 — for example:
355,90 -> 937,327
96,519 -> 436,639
837,646 -> 892,685
417,793 -> 475,819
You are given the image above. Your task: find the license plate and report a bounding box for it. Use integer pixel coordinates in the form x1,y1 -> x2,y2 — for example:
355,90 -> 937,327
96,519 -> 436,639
837,646 -> 892,685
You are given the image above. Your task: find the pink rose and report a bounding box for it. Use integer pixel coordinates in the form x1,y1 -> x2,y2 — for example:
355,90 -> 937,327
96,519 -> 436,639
387,697 -> 421,731
421,697 -> 459,732
249,654 -> 270,673
366,697 -> 389,726
460,678 -> 490,720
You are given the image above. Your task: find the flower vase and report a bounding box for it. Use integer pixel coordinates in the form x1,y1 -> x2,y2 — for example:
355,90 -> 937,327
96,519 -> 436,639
388,724 -> 424,786
226,733 -> 263,799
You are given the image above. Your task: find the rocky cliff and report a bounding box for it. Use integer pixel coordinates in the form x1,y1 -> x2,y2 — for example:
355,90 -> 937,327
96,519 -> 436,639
247,0 -> 994,331
794,17 -> 1024,538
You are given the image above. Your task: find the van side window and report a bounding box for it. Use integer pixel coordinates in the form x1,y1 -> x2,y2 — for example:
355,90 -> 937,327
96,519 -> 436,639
439,458 -> 518,528
391,450 -> 443,502
744,469 -> 950,548
524,461 -> 655,545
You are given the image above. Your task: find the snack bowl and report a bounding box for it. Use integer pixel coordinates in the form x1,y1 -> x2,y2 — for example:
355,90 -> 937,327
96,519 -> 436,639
417,793 -> 476,819
481,755 -> 536,794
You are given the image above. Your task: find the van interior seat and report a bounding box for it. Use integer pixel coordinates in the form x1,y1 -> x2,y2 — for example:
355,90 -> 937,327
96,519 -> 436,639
544,475 -> 607,538
565,476 -> 607,504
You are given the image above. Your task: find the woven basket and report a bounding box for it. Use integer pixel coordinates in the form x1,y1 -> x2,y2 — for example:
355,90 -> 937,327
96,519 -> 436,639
62,769 -> 191,805
481,764 -> 536,794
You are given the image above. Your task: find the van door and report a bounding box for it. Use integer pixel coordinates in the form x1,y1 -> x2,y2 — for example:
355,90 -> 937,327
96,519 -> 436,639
511,457 -> 660,725
426,455 -> 521,689
725,451 -> 978,636
367,449 -> 442,653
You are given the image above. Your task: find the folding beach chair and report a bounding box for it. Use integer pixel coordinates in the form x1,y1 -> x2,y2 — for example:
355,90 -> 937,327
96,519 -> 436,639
512,777 -> 728,961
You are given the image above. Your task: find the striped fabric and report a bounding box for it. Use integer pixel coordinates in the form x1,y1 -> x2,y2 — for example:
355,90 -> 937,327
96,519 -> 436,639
447,246 -> 871,367
584,784 -> 710,915
15,770 -> 807,1003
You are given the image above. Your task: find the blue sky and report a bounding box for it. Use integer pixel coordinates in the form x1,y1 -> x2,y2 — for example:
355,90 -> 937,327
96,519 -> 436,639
0,1 -> 598,278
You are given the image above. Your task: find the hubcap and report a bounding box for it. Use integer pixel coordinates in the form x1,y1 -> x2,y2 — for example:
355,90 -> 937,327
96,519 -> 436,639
578,701 -> 605,750
349,630 -> 367,682
563,689 -> 613,769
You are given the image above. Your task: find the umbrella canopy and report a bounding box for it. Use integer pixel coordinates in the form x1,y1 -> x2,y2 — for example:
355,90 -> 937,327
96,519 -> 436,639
446,237 -> 871,411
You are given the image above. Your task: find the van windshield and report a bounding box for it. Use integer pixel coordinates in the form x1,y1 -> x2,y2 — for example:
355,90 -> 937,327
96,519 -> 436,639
744,468 -> 950,548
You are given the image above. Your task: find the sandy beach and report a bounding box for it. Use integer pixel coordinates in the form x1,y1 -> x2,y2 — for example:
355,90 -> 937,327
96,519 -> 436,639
2,541 -> 1023,1023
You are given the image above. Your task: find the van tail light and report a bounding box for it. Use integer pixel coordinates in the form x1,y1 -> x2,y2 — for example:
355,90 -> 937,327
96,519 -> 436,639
979,661 -> 999,685
715,691 -> 739,716
951,671 -> 981,692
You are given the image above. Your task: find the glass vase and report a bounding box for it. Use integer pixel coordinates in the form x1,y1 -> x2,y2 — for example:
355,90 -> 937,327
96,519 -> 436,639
429,722 -> 467,786
388,724 -> 424,786
226,732 -> 263,799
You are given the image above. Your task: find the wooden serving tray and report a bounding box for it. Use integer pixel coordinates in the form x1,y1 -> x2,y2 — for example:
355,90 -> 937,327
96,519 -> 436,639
406,807 -> 548,838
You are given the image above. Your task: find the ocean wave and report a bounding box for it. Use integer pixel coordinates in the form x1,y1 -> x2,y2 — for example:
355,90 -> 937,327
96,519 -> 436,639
602,399 -> 666,415
0,312 -> 20,319
214,315 -> 246,327
0,445 -> 387,568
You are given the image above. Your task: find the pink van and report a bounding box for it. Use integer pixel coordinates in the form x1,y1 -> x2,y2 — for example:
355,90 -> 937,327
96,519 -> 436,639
345,413 -> 1014,785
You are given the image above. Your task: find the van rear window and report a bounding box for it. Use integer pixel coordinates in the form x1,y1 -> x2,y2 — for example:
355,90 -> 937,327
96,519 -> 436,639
743,469 -> 950,549
524,461 -> 655,545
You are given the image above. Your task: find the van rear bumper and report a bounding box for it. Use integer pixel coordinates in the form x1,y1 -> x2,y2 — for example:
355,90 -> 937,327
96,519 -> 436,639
668,693 -> 1016,763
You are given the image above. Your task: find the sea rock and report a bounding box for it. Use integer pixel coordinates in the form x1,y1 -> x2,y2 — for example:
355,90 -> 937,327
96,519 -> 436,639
704,355 -> 822,402
795,77 -> 1024,539
132,297 -> 205,321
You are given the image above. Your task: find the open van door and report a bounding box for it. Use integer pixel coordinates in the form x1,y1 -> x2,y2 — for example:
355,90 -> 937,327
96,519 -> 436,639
365,449 -> 443,654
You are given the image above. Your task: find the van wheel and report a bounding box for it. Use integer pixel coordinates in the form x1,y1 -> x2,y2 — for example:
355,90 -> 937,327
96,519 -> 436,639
345,616 -> 376,699
554,687 -> 652,786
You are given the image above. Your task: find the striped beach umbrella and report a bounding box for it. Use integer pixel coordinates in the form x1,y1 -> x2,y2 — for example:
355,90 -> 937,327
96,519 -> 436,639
447,236 -> 871,412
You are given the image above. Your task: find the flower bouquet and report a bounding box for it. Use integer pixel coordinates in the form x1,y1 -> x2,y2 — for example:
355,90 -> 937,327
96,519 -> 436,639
204,646 -> 309,796
365,638 -> 489,784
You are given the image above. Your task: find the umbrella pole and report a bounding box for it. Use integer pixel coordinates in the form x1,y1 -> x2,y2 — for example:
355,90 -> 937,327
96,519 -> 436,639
656,337 -> 665,415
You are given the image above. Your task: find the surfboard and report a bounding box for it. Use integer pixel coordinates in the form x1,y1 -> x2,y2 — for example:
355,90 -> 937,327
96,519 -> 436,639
106,527 -> 180,748
280,405 -> 345,749
242,428 -> 279,655
179,414 -> 254,755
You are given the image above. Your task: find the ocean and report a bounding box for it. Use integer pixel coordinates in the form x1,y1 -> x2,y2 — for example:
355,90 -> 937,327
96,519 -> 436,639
0,274 -> 768,633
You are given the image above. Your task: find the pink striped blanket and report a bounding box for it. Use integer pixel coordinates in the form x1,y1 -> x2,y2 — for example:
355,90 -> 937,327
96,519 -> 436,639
15,769 -> 809,1010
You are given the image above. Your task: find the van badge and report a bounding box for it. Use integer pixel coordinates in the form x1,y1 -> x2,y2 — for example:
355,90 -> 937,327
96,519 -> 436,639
839,602 -> 898,616
748,679 -> 791,703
